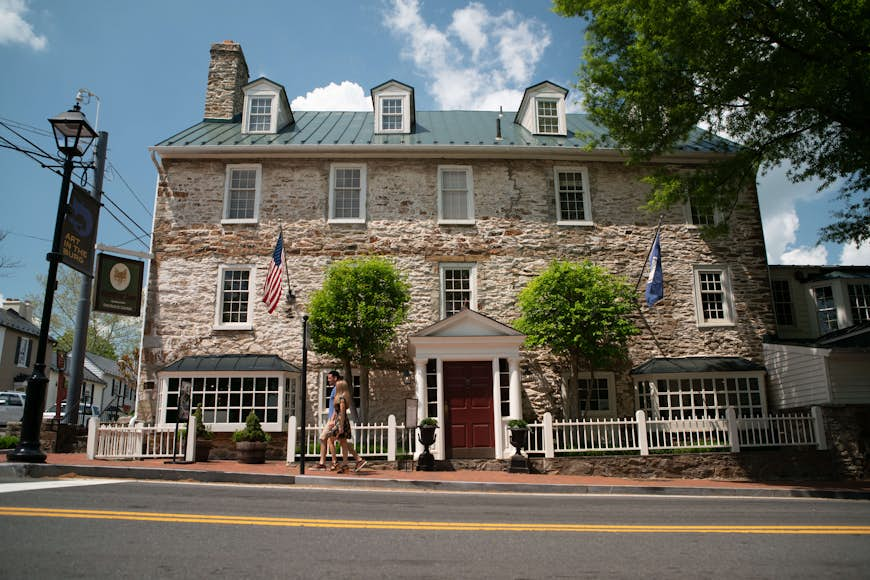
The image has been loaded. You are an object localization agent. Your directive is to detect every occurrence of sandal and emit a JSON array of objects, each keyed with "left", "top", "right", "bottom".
[
  {"left": 338, "top": 464, "right": 350, "bottom": 473},
  {"left": 354, "top": 459, "right": 368, "bottom": 472},
  {"left": 329, "top": 462, "right": 339, "bottom": 471},
  {"left": 314, "top": 462, "right": 327, "bottom": 470}
]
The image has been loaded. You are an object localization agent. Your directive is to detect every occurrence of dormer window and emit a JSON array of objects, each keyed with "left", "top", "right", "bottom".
[
  {"left": 381, "top": 97, "right": 403, "bottom": 131},
  {"left": 515, "top": 81, "right": 568, "bottom": 136},
  {"left": 536, "top": 99, "right": 559, "bottom": 134},
  {"left": 371, "top": 80, "right": 415, "bottom": 134},
  {"left": 247, "top": 96, "right": 273, "bottom": 132},
  {"left": 241, "top": 77, "right": 293, "bottom": 134}
]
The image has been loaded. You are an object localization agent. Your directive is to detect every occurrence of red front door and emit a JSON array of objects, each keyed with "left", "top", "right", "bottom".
[{"left": 444, "top": 361, "right": 494, "bottom": 458}]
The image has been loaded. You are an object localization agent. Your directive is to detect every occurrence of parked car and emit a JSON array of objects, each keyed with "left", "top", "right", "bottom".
[
  {"left": 0, "top": 391, "right": 26, "bottom": 427},
  {"left": 42, "top": 402, "right": 100, "bottom": 426}
]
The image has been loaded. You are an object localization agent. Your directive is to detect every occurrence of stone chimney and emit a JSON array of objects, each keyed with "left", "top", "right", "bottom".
[
  {"left": 3, "top": 298, "right": 34, "bottom": 323},
  {"left": 204, "top": 40, "right": 250, "bottom": 121}
]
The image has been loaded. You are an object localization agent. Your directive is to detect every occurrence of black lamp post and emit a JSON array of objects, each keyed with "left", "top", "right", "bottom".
[{"left": 8, "top": 103, "right": 96, "bottom": 463}]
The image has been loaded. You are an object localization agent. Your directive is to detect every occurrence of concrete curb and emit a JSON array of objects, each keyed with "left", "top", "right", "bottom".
[{"left": 3, "top": 462, "right": 867, "bottom": 500}]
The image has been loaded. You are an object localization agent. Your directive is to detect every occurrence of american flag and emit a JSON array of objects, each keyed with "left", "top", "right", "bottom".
[{"left": 262, "top": 233, "right": 284, "bottom": 314}]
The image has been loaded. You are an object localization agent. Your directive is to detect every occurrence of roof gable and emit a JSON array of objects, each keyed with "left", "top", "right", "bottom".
[{"left": 413, "top": 309, "right": 523, "bottom": 338}]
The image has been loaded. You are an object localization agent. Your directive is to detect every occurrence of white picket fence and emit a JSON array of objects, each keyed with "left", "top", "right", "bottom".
[
  {"left": 87, "top": 407, "right": 826, "bottom": 461},
  {"left": 518, "top": 407, "right": 826, "bottom": 457}
]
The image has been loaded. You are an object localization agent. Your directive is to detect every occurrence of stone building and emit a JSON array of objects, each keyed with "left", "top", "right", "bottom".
[{"left": 142, "top": 41, "right": 775, "bottom": 460}]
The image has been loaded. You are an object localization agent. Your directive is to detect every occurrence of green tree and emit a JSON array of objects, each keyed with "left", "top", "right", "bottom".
[
  {"left": 27, "top": 269, "right": 140, "bottom": 358},
  {"left": 554, "top": 0, "right": 870, "bottom": 246},
  {"left": 308, "top": 257, "right": 411, "bottom": 421},
  {"left": 515, "top": 260, "right": 639, "bottom": 419}
]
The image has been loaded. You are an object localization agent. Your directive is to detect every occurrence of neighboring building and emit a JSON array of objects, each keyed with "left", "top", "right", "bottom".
[
  {"left": 764, "top": 265, "right": 870, "bottom": 410},
  {"left": 84, "top": 352, "right": 134, "bottom": 417},
  {"left": 0, "top": 298, "right": 58, "bottom": 394},
  {"left": 142, "top": 41, "right": 774, "bottom": 459}
]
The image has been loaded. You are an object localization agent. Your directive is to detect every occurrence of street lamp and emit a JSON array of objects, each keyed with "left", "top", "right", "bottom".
[{"left": 8, "top": 103, "right": 97, "bottom": 463}]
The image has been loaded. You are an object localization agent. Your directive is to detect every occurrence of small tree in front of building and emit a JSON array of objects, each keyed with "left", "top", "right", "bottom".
[
  {"left": 515, "top": 260, "right": 639, "bottom": 419},
  {"left": 308, "top": 257, "right": 411, "bottom": 422}
]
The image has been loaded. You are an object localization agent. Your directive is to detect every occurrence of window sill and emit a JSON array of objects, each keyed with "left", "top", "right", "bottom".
[
  {"left": 696, "top": 321, "right": 736, "bottom": 329},
  {"left": 213, "top": 324, "right": 253, "bottom": 331},
  {"left": 328, "top": 218, "right": 366, "bottom": 224},
  {"left": 221, "top": 218, "right": 258, "bottom": 225},
  {"left": 556, "top": 220, "right": 594, "bottom": 227},
  {"left": 438, "top": 219, "right": 476, "bottom": 226}
]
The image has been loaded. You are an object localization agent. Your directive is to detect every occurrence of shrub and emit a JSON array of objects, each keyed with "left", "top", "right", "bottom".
[
  {"left": 419, "top": 417, "right": 438, "bottom": 427},
  {"left": 232, "top": 411, "right": 272, "bottom": 443},
  {"left": 508, "top": 418, "right": 528, "bottom": 429},
  {"left": 0, "top": 435, "right": 19, "bottom": 449},
  {"left": 194, "top": 405, "right": 214, "bottom": 440}
]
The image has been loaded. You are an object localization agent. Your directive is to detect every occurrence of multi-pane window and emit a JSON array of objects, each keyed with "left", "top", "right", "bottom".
[
  {"left": 636, "top": 375, "right": 765, "bottom": 419},
  {"left": 284, "top": 376, "right": 297, "bottom": 423},
  {"left": 329, "top": 164, "right": 365, "bottom": 222},
  {"left": 536, "top": 98, "right": 559, "bottom": 134},
  {"left": 247, "top": 96, "right": 273, "bottom": 132},
  {"left": 693, "top": 267, "right": 734, "bottom": 325},
  {"left": 15, "top": 336, "right": 32, "bottom": 367},
  {"left": 441, "top": 264, "right": 475, "bottom": 317},
  {"left": 224, "top": 165, "right": 260, "bottom": 222},
  {"left": 381, "top": 97, "right": 403, "bottom": 131},
  {"left": 554, "top": 168, "right": 591, "bottom": 223},
  {"left": 498, "top": 359, "right": 510, "bottom": 416},
  {"left": 578, "top": 376, "right": 611, "bottom": 414},
  {"left": 771, "top": 279, "right": 795, "bottom": 326},
  {"left": 848, "top": 283, "right": 870, "bottom": 323},
  {"left": 688, "top": 198, "right": 716, "bottom": 226},
  {"left": 216, "top": 266, "right": 253, "bottom": 329},
  {"left": 166, "top": 375, "right": 282, "bottom": 427},
  {"left": 438, "top": 166, "right": 473, "bottom": 223},
  {"left": 426, "top": 359, "right": 438, "bottom": 419},
  {"left": 813, "top": 285, "right": 838, "bottom": 333}
]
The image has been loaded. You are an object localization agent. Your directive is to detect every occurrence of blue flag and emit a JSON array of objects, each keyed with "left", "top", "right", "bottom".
[{"left": 645, "top": 232, "right": 663, "bottom": 307}]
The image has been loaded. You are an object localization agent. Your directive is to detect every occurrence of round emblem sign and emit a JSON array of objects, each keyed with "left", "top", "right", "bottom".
[{"left": 109, "top": 262, "right": 132, "bottom": 291}]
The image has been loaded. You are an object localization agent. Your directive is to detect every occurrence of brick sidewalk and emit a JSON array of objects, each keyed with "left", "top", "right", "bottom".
[{"left": 26, "top": 453, "right": 869, "bottom": 495}]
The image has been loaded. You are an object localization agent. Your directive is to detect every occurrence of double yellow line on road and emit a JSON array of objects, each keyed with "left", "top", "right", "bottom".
[{"left": 2, "top": 507, "right": 868, "bottom": 534}]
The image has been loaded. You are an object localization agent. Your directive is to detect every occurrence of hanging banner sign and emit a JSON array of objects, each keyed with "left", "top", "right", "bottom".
[
  {"left": 60, "top": 184, "right": 99, "bottom": 275},
  {"left": 93, "top": 253, "right": 144, "bottom": 316}
]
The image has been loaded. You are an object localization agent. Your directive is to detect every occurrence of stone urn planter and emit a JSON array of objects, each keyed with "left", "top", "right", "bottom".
[
  {"left": 232, "top": 410, "right": 271, "bottom": 464},
  {"left": 507, "top": 419, "right": 530, "bottom": 474},
  {"left": 194, "top": 438, "right": 213, "bottom": 463},
  {"left": 416, "top": 418, "right": 438, "bottom": 471}
]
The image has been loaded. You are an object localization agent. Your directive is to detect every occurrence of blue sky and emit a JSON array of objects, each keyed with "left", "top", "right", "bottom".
[{"left": 1, "top": 0, "right": 867, "bottom": 304}]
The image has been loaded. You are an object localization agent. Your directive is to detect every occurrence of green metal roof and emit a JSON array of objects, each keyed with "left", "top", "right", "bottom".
[
  {"left": 631, "top": 357, "right": 765, "bottom": 375},
  {"left": 159, "top": 354, "right": 301, "bottom": 373},
  {"left": 155, "top": 111, "right": 736, "bottom": 154}
]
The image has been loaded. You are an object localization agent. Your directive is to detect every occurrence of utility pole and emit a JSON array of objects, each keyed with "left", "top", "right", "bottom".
[{"left": 63, "top": 130, "right": 108, "bottom": 431}]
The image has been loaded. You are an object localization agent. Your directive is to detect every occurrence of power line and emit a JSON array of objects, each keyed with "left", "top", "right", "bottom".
[{"left": 107, "top": 160, "right": 153, "bottom": 219}]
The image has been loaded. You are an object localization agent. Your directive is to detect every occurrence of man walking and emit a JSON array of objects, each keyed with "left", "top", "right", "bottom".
[{"left": 315, "top": 370, "right": 340, "bottom": 469}]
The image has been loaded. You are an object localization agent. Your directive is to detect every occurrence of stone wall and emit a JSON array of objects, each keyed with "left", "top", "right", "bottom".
[{"left": 141, "top": 155, "right": 774, "bottom": 422}]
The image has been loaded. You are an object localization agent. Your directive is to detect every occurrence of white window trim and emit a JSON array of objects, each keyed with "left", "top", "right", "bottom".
[
  {"left": 684, "top": 198, "right": 722, "bottom": 228},
  {"left": 242, "top": 92, "right": 277, "bottom": 134},
  {"left": 692, "top": 265, "right": 736, "bottom": 327},
  {"left": 214, "top": 264, "right": 255, "bottom": 331},
  {"left": 328, "top": 163, "right": 367, "bottom": 223},
  {"left": 534, "top": 96, "right": 565, "bottom": 135},
  {"left": 222, "top": 164, "right": 261, "bottom": 224},
  {"left": 437, "top": 165, "right": 475, "bottom": 225},
  {"left": 15, "top": 337, "right": 32, "bottom": 367},
  {"left": 374, "top": 93, "right": 410, "bottom": 134},
  {"left": 439, "top": 262, "right": 477, "bottom": 318},
  {"left": 808, "top": 281, "right": 850, "bottom": 335},
  {"left": 554, "top": 166, "right": 593, "bottom": 226},
  {"left": 574, "top": 371, "right": 617, "bottom": 418}
]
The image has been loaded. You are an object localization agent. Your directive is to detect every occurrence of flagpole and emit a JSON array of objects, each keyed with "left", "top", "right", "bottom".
[
  {"left": 635, "top": 215, "right": 664, "bottom": 293},
  {"left": 279, "top": 223, "right": 292, "bottom": 303}
]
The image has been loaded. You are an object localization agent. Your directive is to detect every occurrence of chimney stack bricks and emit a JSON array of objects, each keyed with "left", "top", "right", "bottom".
[{"left": 204, "top": 40, "right": 249, "bottom": 121}]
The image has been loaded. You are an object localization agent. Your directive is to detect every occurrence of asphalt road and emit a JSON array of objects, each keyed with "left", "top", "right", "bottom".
[{"left": 1, "top": 478, "right": 868, "bottom": 579}]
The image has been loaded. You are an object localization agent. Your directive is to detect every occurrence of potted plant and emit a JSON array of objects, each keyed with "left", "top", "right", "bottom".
[
  {"left": 507, "top": 418, "right": 530, "bottom": 473},
  {"left": 192, "top": 405, "right": 214, "bottom": 462},
  {"left": 416, "top": 417, "right": 438, "bottom": 471},
  {"left": 232, "top": 410, "right": 272, "bottom": 464}
]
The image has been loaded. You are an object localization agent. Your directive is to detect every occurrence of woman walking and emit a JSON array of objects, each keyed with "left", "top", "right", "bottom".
[{"left": 332, "top": 379, "right": 368, "bottom": 473}]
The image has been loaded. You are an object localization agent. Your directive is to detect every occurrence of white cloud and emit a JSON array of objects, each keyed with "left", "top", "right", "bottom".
[
  {"left": 779, "top": 245, "right": 829, "bottom": 265},
  {"left": 385, "top": 0, "right": 550, "bottom": 110},
  {"left": 838, "top": 241, "right": 870, "bottom": 265},
  {"left": 0, "top": 0, "right": 47, "bottom": 51},
  {"left": 291, "top": 81, "right": 372, "bottom": 111},
  {"left": 764, "top": 208, "right": 799, "bottom": 262}
]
